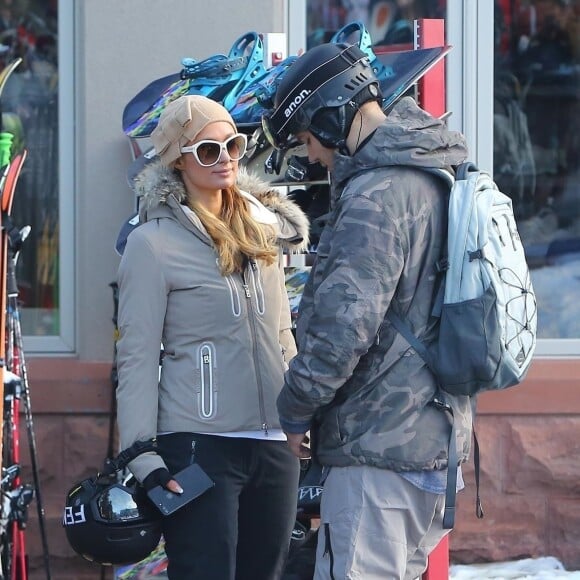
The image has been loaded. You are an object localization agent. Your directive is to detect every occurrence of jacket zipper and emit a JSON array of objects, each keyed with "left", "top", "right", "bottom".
[{"left": 241, "top": 265, "right": 269, "bottom": 436}]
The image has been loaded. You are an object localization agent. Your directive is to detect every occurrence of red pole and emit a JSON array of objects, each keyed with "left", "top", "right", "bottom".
[
  {"left": 422, "top": 534, "right": 450, "bottom": 580},
  {"left": 415, "top": 18, "right": 450, "bottom": 580},
  {"left": 414, "top": 19, "right": 447, "bottom": 118}
]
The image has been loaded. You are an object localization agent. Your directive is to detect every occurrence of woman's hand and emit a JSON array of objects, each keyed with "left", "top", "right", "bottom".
[
  {"left": 143, "top": 467, "right": 183, "bottom": 494},
  {"left": 285, "top": 432, "right": 311, "bottom": 459}
]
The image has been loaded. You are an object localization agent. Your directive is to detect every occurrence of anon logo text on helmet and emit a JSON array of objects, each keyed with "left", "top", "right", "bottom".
[{"left": 284, "top": 89, "right": 312, "bottom": 118}]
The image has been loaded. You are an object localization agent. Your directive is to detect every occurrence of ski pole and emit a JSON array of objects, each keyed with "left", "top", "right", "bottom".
[{"left": 7, "top": 227, "right": 52, "bottom": 580}]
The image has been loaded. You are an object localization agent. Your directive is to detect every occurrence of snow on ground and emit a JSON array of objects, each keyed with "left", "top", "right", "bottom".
[
  {"left": 450, "top": 557, "right": 580, "bottom": 579},
  {"left": 531, "top": 255, "right": 580, "bottom": 338}
]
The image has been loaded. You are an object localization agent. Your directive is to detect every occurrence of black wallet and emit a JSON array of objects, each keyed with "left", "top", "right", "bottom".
[{"left": 146, "top": 463, "right": 215, "bottom": 516}]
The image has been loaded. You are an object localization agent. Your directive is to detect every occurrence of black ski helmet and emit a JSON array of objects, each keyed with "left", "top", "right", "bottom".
[
  {"left": 262, "top": 43, "right": 381, "bottom": 151},
  {"left": 63, "top": 473, "right": 162, "bottom": 566}
]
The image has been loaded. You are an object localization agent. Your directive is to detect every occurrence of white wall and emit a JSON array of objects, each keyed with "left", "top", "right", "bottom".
[{"left": 75, "top": 0, "right": 286, "bottom": 360}]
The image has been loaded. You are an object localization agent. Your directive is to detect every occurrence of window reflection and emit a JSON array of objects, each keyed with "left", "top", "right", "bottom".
[
  {"left": 307, "top": 1, "right": 580, "bottom": 341},
  {"left": 495, "top": 0, "right": 580, "bottom": 339},
  {"left": 307, "top": 0, "right": 445, "bottom": 50},
  {"left": 1, "top": 0, "right": 59, "bottom": 336}
]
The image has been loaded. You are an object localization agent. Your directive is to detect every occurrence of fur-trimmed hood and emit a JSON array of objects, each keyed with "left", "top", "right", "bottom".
[{"left": 133, "top": 160, "right": 309, "bottom": 252}]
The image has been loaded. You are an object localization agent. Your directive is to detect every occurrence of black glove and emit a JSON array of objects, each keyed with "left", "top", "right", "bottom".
[{"left": 143, "top": 467, "right": 172, "bottom": 491}]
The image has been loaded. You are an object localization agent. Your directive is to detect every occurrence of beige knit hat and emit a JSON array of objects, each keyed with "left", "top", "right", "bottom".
[{"left": 151, "top": 95, "right": 237, "bottom": 168}]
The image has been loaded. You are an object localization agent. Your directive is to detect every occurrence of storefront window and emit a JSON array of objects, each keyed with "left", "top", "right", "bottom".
[
  {"left": 494, "top": 0, "right": 579, "bottom": 339},
  {"left": 1, "top": 0, "right": 59, "bottom": 336},
  {"left": 306, "top": 1, "right": 580, "bottom": 343},
  {"left": 307, "top": 0, "right": 445, "bottom": 49}
]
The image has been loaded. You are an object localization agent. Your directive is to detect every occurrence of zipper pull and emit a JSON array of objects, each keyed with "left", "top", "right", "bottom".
[
  {"left": 262, "top": 422, "right": 269, "bottom": 436},
  {"left": 241, "top": 270, "right": 251, "bottom": 298},
  {"left": 375, "top": 322, "right": 383, "bottom": 345},
  {"left": 503, "top": 214, "right": 517, "bottom": 250},
  {"left": 492, "top": 217, "right": 505, "bottom": 246}
]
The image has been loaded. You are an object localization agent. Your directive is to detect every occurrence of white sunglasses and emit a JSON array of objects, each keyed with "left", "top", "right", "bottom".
[{"left": 180, "top": 133, "right": 248, "bottom": 167}]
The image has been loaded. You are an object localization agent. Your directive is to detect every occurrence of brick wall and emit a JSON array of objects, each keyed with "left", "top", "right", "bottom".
[
  {"left": 17, "top": 358, "right": 580, "bottom": 579},
  {"left": 452, "top": 359, "right": 580, "bottom": 570}
]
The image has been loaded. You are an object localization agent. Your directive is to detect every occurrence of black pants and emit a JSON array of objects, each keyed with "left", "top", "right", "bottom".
[{"left": 156, "top": 432, "right": 300, "bottom": 580}]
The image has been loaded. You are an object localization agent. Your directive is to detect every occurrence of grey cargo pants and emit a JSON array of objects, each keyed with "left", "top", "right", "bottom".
[{"left": 313, "top": 465, "right": 448, "bottom": 580}]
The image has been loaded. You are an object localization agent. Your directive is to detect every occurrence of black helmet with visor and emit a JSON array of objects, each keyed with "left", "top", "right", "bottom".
[
  {"left": 262, "top": 43, "right": 381, "bottom": 151},
  {"left": 63, "top": 473, "right": 162, "bottom": 566},
  {"left": 62, "top": 439, "right": 162, "bottom": 566}
]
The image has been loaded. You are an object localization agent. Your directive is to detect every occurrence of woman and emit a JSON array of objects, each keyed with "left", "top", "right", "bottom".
[{"left": 116, "top": 95, "right": 309, "bottom": 579}]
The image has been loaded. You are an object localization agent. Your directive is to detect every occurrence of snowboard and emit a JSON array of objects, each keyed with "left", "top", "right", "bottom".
[{"left": 123, "top": 31, "right": 267, "bottom": 138}]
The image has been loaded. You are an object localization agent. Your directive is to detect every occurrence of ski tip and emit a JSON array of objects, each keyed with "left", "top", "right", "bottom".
[{"left": 0, "top": 57, "right": 23, "bottom": 100}]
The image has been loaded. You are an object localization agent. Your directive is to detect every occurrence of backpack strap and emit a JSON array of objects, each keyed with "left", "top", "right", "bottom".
[
  {"left": 385, "top": 162, "right": 487, "bottom": 528},
  {"left": 387, "top": 306, "right": 485, "bottom": 528},
  {"left": 424, "top": 166, "right": 454, "bottom": 189},
  {"left": 385, "top": 310, "right": 432, "bottom": 368},
  {"left": 455, "top": 160, "right": 478, "bottom": 180},
  {"left": 386, "top": 310, "right": 459, "bottom": 528},
  {"left": 420, "top": 166, "right": 454, "bottom": 315},
  {"left": 473, "top": 429, "right": 485, "bottom": 520},
  {"left": 431, "top": 394, "right": 459, "bottom": 529}
]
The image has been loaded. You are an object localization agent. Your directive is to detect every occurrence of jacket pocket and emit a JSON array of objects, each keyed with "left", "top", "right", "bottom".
[
  {"left": 196, "top": 342, "right": 217, "bottom": 420},
  {"left": 224, "top": 274, "right": 242, "bottom": 317},
  {"left": 317, "top": 403, "right": 347, "bottom": 446},
  {"left": 248, "top": 260, "right": 265, "bottom": 315}
]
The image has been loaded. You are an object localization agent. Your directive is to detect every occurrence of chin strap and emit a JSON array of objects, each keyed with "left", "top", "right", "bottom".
[{"left": 101, "top": 438, "right": 159, "bottom": 475}]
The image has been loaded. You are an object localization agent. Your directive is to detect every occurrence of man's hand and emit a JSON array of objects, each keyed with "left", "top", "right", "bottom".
[{"left": 285, "top": 432, "right": 311, "bottom": 459}]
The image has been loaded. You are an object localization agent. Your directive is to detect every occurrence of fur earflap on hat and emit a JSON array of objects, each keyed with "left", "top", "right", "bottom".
[{"left": 151, "top": 95, "right": 237, "bottom": 168}]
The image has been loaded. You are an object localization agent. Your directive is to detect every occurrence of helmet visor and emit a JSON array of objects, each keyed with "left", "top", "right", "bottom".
[
  {"left": 96, "top": 485, "right": 142, "bottom": 523},
  {"left": 262, "top": 109, "right": 307, "bottom": 150}
]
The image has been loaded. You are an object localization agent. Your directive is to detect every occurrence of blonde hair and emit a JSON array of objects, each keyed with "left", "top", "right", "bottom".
[{"left": 187, "top": 186, "right": 278, "bottom": 276}]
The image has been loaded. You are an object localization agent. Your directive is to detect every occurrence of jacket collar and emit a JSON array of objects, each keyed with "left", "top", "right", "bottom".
[
  {"left": 332, "top": 97, "right": 469, "bottom": 190},
  {"left": 134, "top": 161, "right": 310, "bottom": 252}
]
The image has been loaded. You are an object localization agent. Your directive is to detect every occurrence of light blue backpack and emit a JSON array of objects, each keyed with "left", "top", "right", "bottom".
[
  {"left": 387, "top": 162, "right": 538, "bottom": 528},
  {"left": 388, "top": 161, "right": 537, "bottom": 397}
]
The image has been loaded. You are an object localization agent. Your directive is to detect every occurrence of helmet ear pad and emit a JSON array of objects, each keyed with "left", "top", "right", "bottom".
[
  {"left": 309, "top": 106, "right": 351, "bottom": 149},
  {"left": 308, "top": 83, "right": 382, "bottom": 150}
]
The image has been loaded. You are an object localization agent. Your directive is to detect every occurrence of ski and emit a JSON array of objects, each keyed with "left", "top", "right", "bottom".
[
  {"left": 0, "top": 150, "right": 27, "bottom": 467},
  {"left": 0, "top": 58, "right": 22, "bottom": 98},
  {"left": 0, "top": 56, "right": 23, "bottom": 472}
]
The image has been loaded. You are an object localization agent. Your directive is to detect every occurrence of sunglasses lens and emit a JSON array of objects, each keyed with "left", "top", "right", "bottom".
[
  {"left": 226, "top": 135, "right": 247, "bottom": 160},
  {"left": 195, "top": 142, "right": 222, "bottom": 166},
  {"left": 190, "top": 135, "right": 247, "bottom": 166}
]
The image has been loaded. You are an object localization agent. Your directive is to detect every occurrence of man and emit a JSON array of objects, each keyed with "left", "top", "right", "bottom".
[{"left": 262, "top": 43, "right": 474, "bottom": 580}]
